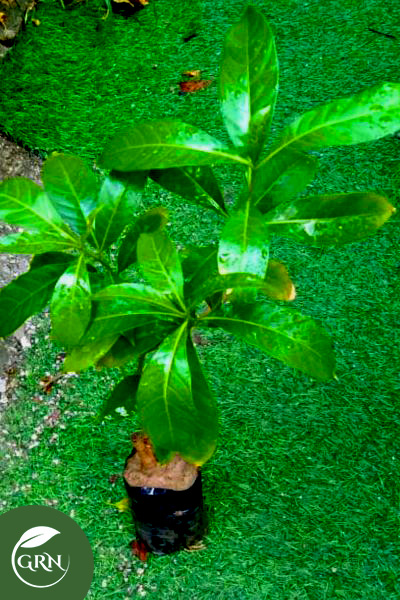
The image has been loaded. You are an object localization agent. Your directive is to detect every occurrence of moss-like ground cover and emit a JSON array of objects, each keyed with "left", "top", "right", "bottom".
[{"left": 0, "top": 0, "right": 399, "bottom": 598}]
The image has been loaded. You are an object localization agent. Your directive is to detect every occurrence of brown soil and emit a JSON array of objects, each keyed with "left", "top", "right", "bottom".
[{"left": 124, "top": 433, "right": 198, "bottom": 491}]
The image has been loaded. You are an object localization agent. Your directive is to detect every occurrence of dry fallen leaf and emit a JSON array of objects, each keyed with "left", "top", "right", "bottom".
[
  {"left": 179, "top": 80, "right": 212, "bottom": 94},
  {"left": 130, "top": 539, "right": 148, "bottom": 562}
]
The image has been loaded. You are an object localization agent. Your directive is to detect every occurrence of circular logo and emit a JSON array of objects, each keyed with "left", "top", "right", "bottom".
[{"left": 0, "top": 506, "right": 94, "bottom": 599}]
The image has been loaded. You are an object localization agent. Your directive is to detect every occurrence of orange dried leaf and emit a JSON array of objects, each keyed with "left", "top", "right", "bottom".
[
  {"left": 130, "top": 539, "right": 148, "bottom": 562},
  {"left": 179, "top": 80, "right": 212, "bottom": 94}
]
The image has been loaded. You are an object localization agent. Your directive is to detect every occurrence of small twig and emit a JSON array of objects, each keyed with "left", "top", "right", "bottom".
[{"left": 368, "top": 27, "right": 397, "bottom": 40}]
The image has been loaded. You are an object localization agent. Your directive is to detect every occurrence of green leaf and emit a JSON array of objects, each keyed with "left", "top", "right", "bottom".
[
  {"left": 137, "top": 322, "right": 216, "bottom": 465},
  {"left": 264, "top": 192, "right": 395, "bottom": 246},
  {"left": 29, "top": 251, "right": 75, "bottom": 270},
  {"left": 96, "top": 335, "right": 137, "bottom": 368},
  {"left": 204, "top": 304, "right": 335, "bottom": 381},
  {"left": 264, "top": 260, "right": 296, "bottom": 301},
  {"left": 117, "top": 207, "right": 169, "bottom": 273},
  {"left": 0, "top": 262, "right": 72, "bottom": 337},
  {"left": 50, "top": 256, "right": 92, "bottom": 347},
  {"left": 251, "top": 148, "right": 318, "bottom": 213},
  {"left": 187, "top": 272, "right": 281, "bottom": 309},
  {"left": 150, "top": 166, "right": 228, "bottom": 216},
  {"left": 261, "top": 82, "right": 400, "bottom": 166},
  {"left": 63, "top": 334, "right": 119, "bottom": 372},
  {"left": 186, "top": 334, "right": 218, "bottom": 464},
  {"left": 219, "top": 6, "right": 279, "bottom": 161},
  {"left": 83, "top": 283, "right": 184, "bottom": 342},
  {"left": 137, "top": 230, "right": 185, "bottom": 308},
  {"left": 98, "top": 121, "right": 250, "bottom": 171},
  {"left": 95, "top": 171, "right": 147, "bottom": 251},
  {"left": 0, "top": 230, "right": 77, "bottom": 254},
  {"left": 181, "top": 244, "right": 218, "bottom": 299},
  {"left": 0, "top": 177, "right": 70, "bottom": 237},
  {"left": 218, "top": 206, "right": 269, "bottom": 277},
  {"left": 42, "top": 154, "right": 98, "bottom": 234},
  {"left": 95, "top": 375, "right": 140, "bottom": 422},
  {"left": 125, "top": 320, "right": 180, "bottom": 357}
]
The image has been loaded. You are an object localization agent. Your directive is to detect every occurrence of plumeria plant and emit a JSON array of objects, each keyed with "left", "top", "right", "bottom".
[{"left": 0, "top": 6, "right": 397, "bottom": 467}]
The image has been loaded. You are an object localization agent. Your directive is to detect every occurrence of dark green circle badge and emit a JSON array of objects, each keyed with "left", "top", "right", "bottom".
[{"left": 0, "top": 505, "right": 94, "bottom": 599}]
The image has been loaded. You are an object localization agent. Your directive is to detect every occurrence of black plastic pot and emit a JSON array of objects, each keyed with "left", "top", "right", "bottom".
[{"left": 123, "top": 452, "right": 206, "bottom": 555}]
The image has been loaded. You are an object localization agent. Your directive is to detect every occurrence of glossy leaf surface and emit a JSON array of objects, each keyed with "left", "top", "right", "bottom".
[
  {"left": 0, "top": 177, "right": 68, "bottom": 235},
  {"left": 50, "top": 256, "right": 92, "bottom": 347},
  {"left": 204, "top": 304, "right": 335, "bottom": 381},
  {"left": 63, "top": 334, "right": 119, "bottom": 372},
  {"left": 96, "top": 336, "right": 137, "bottom": 368},
  {"left": 0, "top": 231, "right": 76, "bottom": 254},
  {"left": 137, "top": 230, "right": 185, "bottom": 307},
  {"left": 0, "top": 263, "right": 71, "bottom": 337},
  {"left": 181, "top": 245, "right": 218, "bottom": 300},
  {"left": 264, "top": 260, "right": 296, "bottom": 301},
  {"left": 218, "top": 206, "right": 269, "bottom": 277},
  {"left": 264, "top": 192, "right": 395, "bottom": 245},
  {"left": 42, "top": 154, "right": 98, "bottom": 233},
  {"left": 150, "top": 166, "right": 228, "bottom": 216},
  {"left": 137, "top": 323, "right": 217, "bottom": 465},
  {"left": 251, "top": 147, "right": 318, "bottom": 212},
  {"left": 220, "top": 6, "right": 279, "bottom": 161},
  {"left": 118, "top": 207, "right": 169, "bottom": 273},
  {"left": 95, "top": 171, "right": 147, "bottom": 251},
  {"left": 83, "top": 283, "right": 184, "bottom": 342},
  {"left": 188, "top": 272, "right": 280, "bottom": 308},
  {"left": 96, "top": 375, "right": 140, "bottom": 422},
  {"left": 263, "top": 82, "right": 400, "bottom": 164},
  {"left": 99, "top": 121, "right": 249, "bottom": 171}
]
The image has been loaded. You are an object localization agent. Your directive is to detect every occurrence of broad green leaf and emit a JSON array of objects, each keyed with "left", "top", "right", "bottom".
[
  {"left": 0, "top": 262, "right": 72, "bottom": 337},
  {"left": 0, "top": 178, "right": 71, "bottom": 238},
  {"left": 95, "top": 375, "right": 140, "bottom": 422},
  {"left": 0, "top": 230, "right": 77, "bottom": 254},
  {"left": 95, "top": 171, "right": 147, "bottom": 251},
  {"left": 204, "top": 304, "right": 335, "bottom": 381},
  {"left": 264, "top": 260, "right": 296, "bottom": 301},
  {"left": 29, "top": 252, "right": 75, "bottom": 270},
  {"left": 96, "top": 335, "right": 137, "bottom": 368},
  {"left": 181, "top": 244, "right": 218, "bottom": 300},
  {"left": 63, "top": 334, "right": 119, "bottom": 372},
  {"left": 150, "top": 167, "right": 228, "bottom": 217},
  {"left": 118, "top": 207, "right": 169, "bottom": 273},
  {"left": 137, "top": 322, "right": 216, "bottom": 465},
  {"left": 187, "top": 272, "right": 281, "bottom": 309},
  {"left": 264, "top": 192, "right": 395, "bottom": 246},
  {"left": 220, "top": 6, "right": 279, "bottom": 161},
  {"left": 260, "top": 82, "right": 400, "bottom": 167},
  {"left": 83, "top": 283, "right": 184, "bottom": 342},
  {"left": 218, "top": 206, "right": 269, "bottom": 277},
  {"left": 186, "top": 334, "right": 218, "bottom": 464},
  {"left": 125, "top": 320, "right": 180, "bottom": 357},
  {"left": 137, "top": 230, "right": 185, "bottom": 308},
  {"left": 50, "top": 256, "right": 92, "bottom": 347},
  {"left": 251, "top": 147, "right": 318, "bottom": 213},
  {"left": 98, "top": 121, "right": 250, "bottom": 171},
  {"left": 42, "top": 153, "right": 98, "bottom": 234}
]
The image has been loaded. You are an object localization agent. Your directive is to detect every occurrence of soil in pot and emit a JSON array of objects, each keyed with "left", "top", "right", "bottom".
[{"left": 123, "top": 433, "right": 206, "bottom": 555}]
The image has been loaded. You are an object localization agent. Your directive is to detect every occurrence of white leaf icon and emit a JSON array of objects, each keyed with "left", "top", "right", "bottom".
[{"left": 17, "top": 526, "right": 60, "bottom": 549}]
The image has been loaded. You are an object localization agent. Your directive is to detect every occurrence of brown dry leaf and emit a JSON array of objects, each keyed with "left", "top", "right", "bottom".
[
  {"left": 39, "top": 374, "right": 63, "bottom": 394},
  {"left": 182, "top": 69, "right": 201, "bottom": 78},
  {"left": 130, "top": 539, "right": 148, "bottom": 562},
  {"left": 179, "top": 80, "right": 212, "bottom": 94}
]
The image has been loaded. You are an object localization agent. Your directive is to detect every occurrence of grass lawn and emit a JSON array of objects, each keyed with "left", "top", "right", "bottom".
[{"left": 0, "top": 0, "right": 399, "bottom": 598}]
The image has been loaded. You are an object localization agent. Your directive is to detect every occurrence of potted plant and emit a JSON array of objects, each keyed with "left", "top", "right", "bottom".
[{"left": 0, "top": 5, "right": 397, "bottom": 554}]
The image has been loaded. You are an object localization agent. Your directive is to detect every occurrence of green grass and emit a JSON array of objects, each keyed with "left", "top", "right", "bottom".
[{"left": 1, "top": 0, "right": 400, "bottom": 598}]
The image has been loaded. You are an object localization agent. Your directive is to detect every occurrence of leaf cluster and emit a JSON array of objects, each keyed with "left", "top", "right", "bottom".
[{"left": 0, "top": 6, "right": 397, "bottom": 465}]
